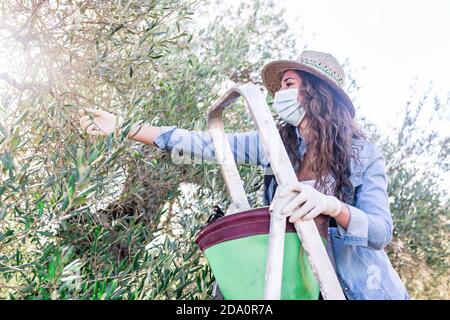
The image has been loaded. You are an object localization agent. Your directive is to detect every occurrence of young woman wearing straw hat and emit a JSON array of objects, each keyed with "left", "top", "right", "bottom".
[{"left": 79, "top": 50, "right": 409, "bottom": 300}]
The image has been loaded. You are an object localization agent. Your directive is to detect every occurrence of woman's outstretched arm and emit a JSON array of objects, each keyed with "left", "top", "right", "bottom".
[
  {"left": 79, "top": 107, "right": 268, "bottom": 166},
  {"left": 126, "top": 123, "right": 161, "bottom": 147}
]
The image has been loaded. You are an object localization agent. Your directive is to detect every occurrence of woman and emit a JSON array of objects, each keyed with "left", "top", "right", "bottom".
[{"left": 79, "top": 50, "right": 409, "bottom": 300}]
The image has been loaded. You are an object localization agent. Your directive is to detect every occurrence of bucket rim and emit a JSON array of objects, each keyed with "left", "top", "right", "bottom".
[{"left": 195, "top": 206, "right": 297, "bottom": 251}]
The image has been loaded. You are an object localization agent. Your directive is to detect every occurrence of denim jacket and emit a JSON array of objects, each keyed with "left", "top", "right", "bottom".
[{"left": 154, "top": 125, "right": 409, "bottom": 300}]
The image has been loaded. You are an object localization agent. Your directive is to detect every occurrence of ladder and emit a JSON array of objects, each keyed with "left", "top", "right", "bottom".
[{"left": 207, "top": 83, "right": 345, "bottom": 300}]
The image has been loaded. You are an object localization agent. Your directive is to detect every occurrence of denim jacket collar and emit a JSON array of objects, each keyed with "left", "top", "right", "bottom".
[{"left": 294, "top": 127, "right": 307, "bottom": 159}]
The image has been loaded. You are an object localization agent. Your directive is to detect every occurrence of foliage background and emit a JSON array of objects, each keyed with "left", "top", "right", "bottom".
[{"left": 0, "top": 0, "right": 448, "bottom": 299}]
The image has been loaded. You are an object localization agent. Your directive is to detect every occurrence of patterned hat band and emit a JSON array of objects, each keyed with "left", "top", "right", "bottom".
[{"left": 299, "top": 58, "right": 344, "bottom": 87}]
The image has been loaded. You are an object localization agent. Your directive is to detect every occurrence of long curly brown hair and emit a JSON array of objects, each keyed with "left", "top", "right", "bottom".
[{"left": 276, "top": 70, "right": 367, "bottom": 204}]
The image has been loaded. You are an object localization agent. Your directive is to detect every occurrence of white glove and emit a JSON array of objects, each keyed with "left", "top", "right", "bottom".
[
  {"left": 276, "top": 182, "right": 343, "bottom": 223},
  {"left": 79, "top": 107, "right": 123, "bottom": 136}
]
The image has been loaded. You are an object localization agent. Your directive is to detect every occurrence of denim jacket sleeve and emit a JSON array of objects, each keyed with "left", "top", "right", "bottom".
[
  {"left": 153, "top": 125, "right": 268, "bottom": 166},
  {"left": 337, "top": 142, "right": 394, "bottom": 250}
]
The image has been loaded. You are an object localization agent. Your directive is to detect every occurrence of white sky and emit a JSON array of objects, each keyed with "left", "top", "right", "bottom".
[{"left": 283, "top": 0, "right": 450, "bottom": 131}]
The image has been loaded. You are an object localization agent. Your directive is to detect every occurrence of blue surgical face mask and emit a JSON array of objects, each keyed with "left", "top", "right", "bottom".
[{"left": 273, "top": 88, "right": 305, "bottom": 127}]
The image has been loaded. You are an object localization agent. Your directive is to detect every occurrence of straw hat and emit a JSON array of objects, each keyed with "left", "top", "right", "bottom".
[{"left": 261, "top": 50, "right": 355, "bottom": 118}]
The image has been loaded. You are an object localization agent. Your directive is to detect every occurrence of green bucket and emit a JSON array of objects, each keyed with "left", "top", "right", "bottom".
[{"left": 195, "top": 207, "right": 324, "bottom": 300}]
